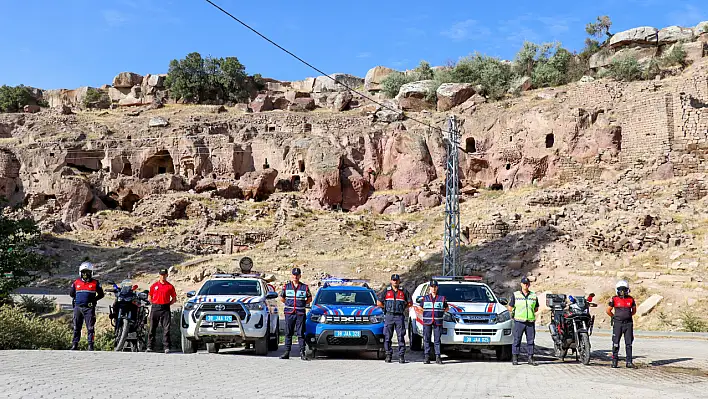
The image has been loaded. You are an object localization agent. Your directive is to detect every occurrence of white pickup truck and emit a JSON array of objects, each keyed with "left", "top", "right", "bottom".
[
  {"left": 408, "top": 276, "right": 513, "bottom": 361},
  {"left": 180, "top": 272, "right": 280, "bottom": 355}
]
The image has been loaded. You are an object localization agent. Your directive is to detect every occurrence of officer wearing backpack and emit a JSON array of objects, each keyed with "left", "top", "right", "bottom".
[
  {"left": 606, "top": 280, "right": 637, "bottom": 369},
  {"left": 507, "top": 276, "right": 539, "bottom": 366},
  {"left": 69, "top": 262, "right": 104, "bottom": 351}
]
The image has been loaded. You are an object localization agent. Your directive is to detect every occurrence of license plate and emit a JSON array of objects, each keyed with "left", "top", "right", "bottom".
[
  {"left": 463, "top": 336, "right": 491, "bottom": 343},
  {"left": 205, "top": 315, "right": 232, "bottom": 322},
  {"left": 334, "top": 330, "right": 361, "bottom": 338}
]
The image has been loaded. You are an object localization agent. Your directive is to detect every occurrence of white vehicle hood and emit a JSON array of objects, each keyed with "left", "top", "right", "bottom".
[
  {"left": 186, "top": 294, "right": 263, "bottom": 305},
  {"left": 447, "top": 302, "right": 504, "bottom": 314}
]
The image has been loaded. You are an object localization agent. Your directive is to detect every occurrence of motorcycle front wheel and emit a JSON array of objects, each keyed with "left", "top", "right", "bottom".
[
  {"left": 114, "top": 319, "right": 130, "bottom": 352},
  {"left": 578, "top": 332, "right": 591, "bottom": 365}
]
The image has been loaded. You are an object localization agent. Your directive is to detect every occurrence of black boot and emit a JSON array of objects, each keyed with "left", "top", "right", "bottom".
[
  {"left": 70, "top": 343, "right": 78, "bottom": 351},
  {"left": 512, "top": 354, "right": 519, "bottom": 365},
  {"left": 626, "top": 362, "right": 637, "bottom": 369},
  {"left": 280, "top": 351, "right": 290, "bottom": 360},
  {"left": 611, "top": 357, "right": 619, "bottom": 368},
  {"left": 87, "top": 343, "right": 94, "bottom": 352},
  {"left": 300, "top": 351, "right": 309, "bottom": 361},
  {"left": 385, "top": 354, "right": 392, "bottom": 363},
  {"left": 435, "top": 355, "right": 442, "bottom": 365},
  {"left": 424, "top": 354, "right": 430, "bottom": 364},
  {"left": 528, "top": 355, "right": 538, "bottom": 366},
  {"left": 399, "top": 354, "right": 406, "bottom": 364}
]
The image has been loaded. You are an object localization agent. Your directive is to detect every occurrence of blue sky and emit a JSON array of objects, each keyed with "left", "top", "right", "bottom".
[{"left": 0, "top": 0, "right": 706, "bottom": 89}]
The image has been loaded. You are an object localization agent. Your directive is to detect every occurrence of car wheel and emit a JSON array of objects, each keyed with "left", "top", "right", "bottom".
[
  {"left": 206, "top": 342, "right": 220, "bottom": 354},
  {"left": 181, "top": 333, "right": 197, "bottom": 354},
  {"left": 268, "top": 319, "right": 280, "bottom": 351},
  {"left": 254, "top": 336, "right": 268, "bottom": 356},
  {"left": 496, "top": 344, "right": 512, "bottom": 361},
  {"left": 408, "top": 321, "right": 422, "bottom": 351}
]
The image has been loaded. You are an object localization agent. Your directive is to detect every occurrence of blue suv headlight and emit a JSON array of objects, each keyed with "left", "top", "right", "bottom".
[
  {"left": 370, "top": 315, "right": 384, "bottom": 324},
  {"left": 496, "top": 310, "right": 511, "bottom": 323}
]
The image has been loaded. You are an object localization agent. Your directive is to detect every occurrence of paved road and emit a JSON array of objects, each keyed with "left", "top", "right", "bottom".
[{"left": 1, "top": 334, "right": 707, "bottom": 399}]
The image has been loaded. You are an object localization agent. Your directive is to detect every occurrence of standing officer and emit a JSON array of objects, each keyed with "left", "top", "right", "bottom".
[
  {"left": 507, "top": 276, "right": 539, "bottom": 366},
  {"left": 147, "top": 268, "right": 177, "bottom": 354},
  {"left": 420, "top": 280, "right": 448, "bottom": 365},
  {"left": 280, "top": 267, "right": 312, "bottom": 360},
  {"left": 69, "top": 261, "right": 104, "bottom": 351},
  {"left": 377, "top": 274, "right": 412, "bottom": 364},
  {"left": 606, "top": 280, "right": 637, "bottom": 368}
]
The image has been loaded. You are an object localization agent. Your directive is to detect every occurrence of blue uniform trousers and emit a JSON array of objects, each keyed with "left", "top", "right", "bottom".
[
  {"left": 284, "top": 313, "right": 306, "bottom": 353},
  {"left": 423, "top": 324, "right": 442, "bottom": 356},
  {"left": 73, "top": 306, "right": 96, "bottom": 345},
  {"left": 383, "top": 314, "right": 406, "bottom": 356},
  {"left": 512, "top": 320, "right": 535, "bottom": 356}
]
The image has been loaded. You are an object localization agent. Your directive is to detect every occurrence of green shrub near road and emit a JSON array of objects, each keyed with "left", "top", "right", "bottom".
[{"left": 0, "top": 305, "right": 72, "bottom": 350}]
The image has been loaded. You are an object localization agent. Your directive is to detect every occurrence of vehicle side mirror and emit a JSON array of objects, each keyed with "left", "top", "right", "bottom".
[
  {"left": 186, "top": 290, "right": 196, "bottom": 298},
  {"left": 415, "top": 296, "right": 423, "bottom": 304},
  {"left": 142, "top": 290, "right": 149, "bottom": 295},
  {"left": 498, "top": 298, "right": 509, "bottom": 306},
  {"left": 265, "top": 292, "right": 278, "bottom": 299}
]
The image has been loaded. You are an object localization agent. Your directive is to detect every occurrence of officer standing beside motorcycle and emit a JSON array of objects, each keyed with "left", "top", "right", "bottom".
[
  {"left": 280, "top": 267, "right": 312, "bottom": 360},
  {"left": 420, "top": 280, "right": 448, "bottom": 365},
  {"left": 507, "top": 277, "right": 539, "bottom": 366},
  {"left": 377, "top": 274, "right": 412, "bottom": 364},
  {"left": 606, "top": 280, "right": 637, "bottom": 369},
  {"left": 69, "top": 262, "right": 105, "bottom": 351},
  {"left": 147, "top": 268, "right": 177, "bottom": 353}
]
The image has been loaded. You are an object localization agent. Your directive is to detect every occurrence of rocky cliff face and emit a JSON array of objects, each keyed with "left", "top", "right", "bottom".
[{"left": 1, "top": 53, "right": 707, "bottom": 233}]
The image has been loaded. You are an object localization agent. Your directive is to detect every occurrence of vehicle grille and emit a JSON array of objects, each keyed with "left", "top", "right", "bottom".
[
  {"left": 326, "top": 336, "right": 369, "bottom": 346},
  {"left": 323, "top": 315, "right": 371, "bottom": 324},
  {"left": 454, "top": 328, "right": 497, "bottom": 336},
  {"left": 459, "top": 314, "right": 493, "bottom": 324},
  {"left": 194, "top": 303, "right": 248, "bottom": 321}
]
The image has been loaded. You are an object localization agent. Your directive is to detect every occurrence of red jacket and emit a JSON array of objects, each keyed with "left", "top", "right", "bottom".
[{"left": 150, "top": 281, "right": 176, "bottom": 305}]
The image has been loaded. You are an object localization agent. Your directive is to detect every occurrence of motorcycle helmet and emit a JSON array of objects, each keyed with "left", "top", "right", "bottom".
[
  {"left": 615, "top": 280, "right": 630, "bottom": 296},
  {"left": 79, "top": 262, "right": 94, "bottom": 281}
]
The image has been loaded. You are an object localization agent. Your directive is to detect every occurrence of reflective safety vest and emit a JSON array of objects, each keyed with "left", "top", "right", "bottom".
[
  {"left": 421, "top": 294, "right": 446, "bottom": 326},
  {"left": 283, "top": 282, "right": 309, "bottom": 315},
  {"left": 512, "top": 291, "right": 538, "bottom": 322},
  {"left": 383, "top": 288, "right": 408, "bottom": 315},
  {"left": 73, "top": 278, "right": 100, "bottom": 307}
]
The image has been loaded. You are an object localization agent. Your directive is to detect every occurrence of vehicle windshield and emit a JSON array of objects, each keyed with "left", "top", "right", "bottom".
[
  {"left": 198, "top": 280, "right": 262, "bottom": 296},
  {"left": 315, "top": 290, "right": 376, "bottom": 306},
  {"left": 437, "top": 284, "right": 496, "bottom": 303}
]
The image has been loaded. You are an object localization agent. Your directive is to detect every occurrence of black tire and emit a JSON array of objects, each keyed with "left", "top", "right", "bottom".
[
  {"left": 181, "top": 334, "right": 197, "bottom": 354},
  {"left": 408, "top": 321, "right": 422, "bottom": 351},
  {"left": 496, "top": 345, "right": 512, "bottom": 361},
  {"left": 206, "top": 342, "right": 220, "bottom": 354},
  {"left": 578, "top": 332, "right": 591, "bottom": 365},
  {"left": 311, "top": 348, "right": 318, "bottom": 359},
  {"left": 114, "top": 320, "right": 129, "bottom": 352},
  {"left": 254, "top": 336, "right": 268, "bottom": 356},
  {"left": 268, "top": 319, "right": 280, "bottom": 351}
]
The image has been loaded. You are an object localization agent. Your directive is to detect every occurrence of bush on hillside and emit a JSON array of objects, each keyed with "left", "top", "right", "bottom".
[
  {"left": 607, "top": 55, "right": 643, "bottom": 82},
  {"left": 449, "top": 54, "right": 515, "bottom": 101},
  {"left": 0, "top": 305, "right": 72, "bottom": 349},
  {"left": 0, "top": 215, "right": 52, "bottom": 303},
  {"left": 82, "top": 88, "right": 109, "bottom": 109},
  {"left": 380, "top": 61, "right": 436, "bottom": 98},
  {"left": 166, "top": 52, "right": 258, "bottom": 104},
  {"left": 0, "top": 85, "right": 33, "bottom": 113},
  {"left": 660, "top": 43, "right": 687, "bottom": 67},
  {"left": 15, "top": 295, "right": 56, "bottom": 315}
]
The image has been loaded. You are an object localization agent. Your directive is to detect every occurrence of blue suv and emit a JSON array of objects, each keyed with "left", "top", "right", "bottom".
[{"left": 305, "top": 279, "right": 385, "bottom": 359}]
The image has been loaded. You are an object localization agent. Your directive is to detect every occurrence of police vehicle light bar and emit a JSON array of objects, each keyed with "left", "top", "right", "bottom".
[
  {"left": 432, "top": 276, "right": 483, "bottom": 281},
  {"left": 212, "top": 272, "right": 265, "bottom": 279},
  {"left": 321, "top": 277, "right": 371, "bottom": 288}
]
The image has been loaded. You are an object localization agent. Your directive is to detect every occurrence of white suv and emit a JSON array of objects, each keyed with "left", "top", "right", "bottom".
[
  {"left": 408, "top": 276, "right": 513, "bottom": 360},
  {"left": 180, "top": 273, "right": 280, "bottom": 355}
]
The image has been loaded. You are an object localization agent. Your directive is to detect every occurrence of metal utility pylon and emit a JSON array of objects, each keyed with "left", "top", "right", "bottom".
[{"left": 442, "top": 115, "right": 461, "bottom": 277}]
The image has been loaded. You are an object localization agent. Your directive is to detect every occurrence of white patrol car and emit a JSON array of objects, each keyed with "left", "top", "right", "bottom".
[
  {"left": 408, "top": 276, "right": 513, "bottom": 360},
  {"left": 180, "top": 268, "right": 280, "bottom": 355}
]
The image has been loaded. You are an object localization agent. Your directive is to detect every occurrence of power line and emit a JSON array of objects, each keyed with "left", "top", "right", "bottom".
[{"left": 201, "top": 0, "right": 448, "bottom": 135}]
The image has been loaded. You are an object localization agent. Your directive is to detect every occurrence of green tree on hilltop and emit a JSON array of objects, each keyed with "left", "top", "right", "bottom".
[
  {"left": 0, "top": 85, "right": 33, "bottom": 113},
  {"left": 166, "top": 52, "right": 254, "bottom": 104}
]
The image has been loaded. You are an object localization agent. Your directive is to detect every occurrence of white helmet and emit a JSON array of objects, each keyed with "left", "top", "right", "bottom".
[
  {"left": 616, "top": 280, "right": 629, "bottom": 291},
  {"left": 79, "top": 262, "right": 94, "bottom": 274}
]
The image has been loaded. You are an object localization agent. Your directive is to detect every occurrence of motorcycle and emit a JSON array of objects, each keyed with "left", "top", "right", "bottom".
[
  {"left": 106, "top": 279, "right": 151, "bottom": 352},
  {"left": 547, "top": 293, "right": 597, "bottom": 365}
]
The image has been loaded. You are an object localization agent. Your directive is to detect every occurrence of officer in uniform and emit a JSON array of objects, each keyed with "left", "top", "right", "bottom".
[
  {"left": 377, "top": 274, "right": 412, "bottom": 364},
  {"left": 606, "top": 280, "right": 637, "bottom": 368},
  {"left": 69, "top": 262, "right": 104, "bottom": 351},
  {"left": 280, "top": 267, "right": 312, "bottom": 360},
  {"left": 420, "top": 280, "right": 448, "bottom": 365},
  {"left": 507, "top": 276, "right": 539, "bottom": 366}
]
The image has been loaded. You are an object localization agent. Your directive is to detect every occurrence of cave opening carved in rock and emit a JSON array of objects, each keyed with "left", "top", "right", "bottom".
[
  {"left": 140, "top": 150, "right": 175, "bottom": 179},
  {"left": 66, "top": 150, "right": 103, "bottom": 173},
  {"left": 545, "top": 133, "right": 554, "bottom": 148},
  {"left": 465, "top": 137, "right": 476, "bottom": 153}
]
